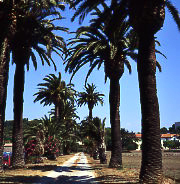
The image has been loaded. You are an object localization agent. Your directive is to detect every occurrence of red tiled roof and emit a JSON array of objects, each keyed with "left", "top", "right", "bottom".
[
  {"left": 161, "top": 134, "right": 177, "bottom": 138},
  {"left": 135, "top": 134, "right": 142, "bottom": 138}
]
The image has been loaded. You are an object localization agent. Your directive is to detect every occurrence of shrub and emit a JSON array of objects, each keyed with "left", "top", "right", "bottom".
[
  {"left": 44, "top": 136, "right": 59, "bottom": 159},
  {"left": 127, "top": 142, "right": 138, "bottom": 150}
]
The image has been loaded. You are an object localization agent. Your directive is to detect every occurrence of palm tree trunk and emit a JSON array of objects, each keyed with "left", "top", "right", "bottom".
[
  {"left": 88, "top": 102, "right": 93, "bottom": 120},
  {"left": 138, "top": 32, "right": 162, "bottom": 183},
  {"left": 0, "top": 38, "right": 10, "bottom": 171},
  {"left": 89, "top": 108, "right": 93, "bottom": 120},
  {"left": 98, "top": 132, "right": 107, "bottom": 164},
  {"left": 58, "top": 101, "right": 64, "bottom": 121},
  {"left": 55, "top": 105, "right": 60, "bottom": 119},
  {"left": 12, "top": 62, "right": 25, "bottom": 168},
  {"left": 109, "top": 78, "right": 122, "bottom": 168}
]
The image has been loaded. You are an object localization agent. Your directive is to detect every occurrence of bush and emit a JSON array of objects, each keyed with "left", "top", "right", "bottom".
[
  {"left": 44, "top": 136, "right": 59, "bottom": 159},
  {"left": 163, "top": 140, "right": 180, "bottom": 149},
  {"left": 25, "top": 139, "right": 42, "bottom": 163},
  {"left": 127, "top": 143, "right": 138, "bottom": 151}
]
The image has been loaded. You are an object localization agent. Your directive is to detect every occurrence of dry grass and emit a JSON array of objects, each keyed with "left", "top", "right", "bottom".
[
  {"left": 86, "top": 153, "right": 139, "bottom": 184},
  {"left": 86, "top": 151, "right": 180, "bottom": 184}
]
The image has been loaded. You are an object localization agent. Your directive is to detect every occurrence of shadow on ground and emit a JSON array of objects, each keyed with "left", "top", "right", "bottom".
[
  {"left": 0, "top": 175, "right": 139, "bottom": 184},
  {"left": 0, "top": 175, "right": 41, "bottom": 183},
  {"left": 26, "top": 164, "right": 57, "bottom": 172},
  {"left": 0, "top": 164, "right": 139, "bottom": 184}
]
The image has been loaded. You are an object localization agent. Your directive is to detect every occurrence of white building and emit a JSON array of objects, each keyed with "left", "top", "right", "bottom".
[{"left": 135, "top": 134, "right": 180, "bottom": 150}]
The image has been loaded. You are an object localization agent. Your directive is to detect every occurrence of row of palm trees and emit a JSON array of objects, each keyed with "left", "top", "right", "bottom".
[
  {"left": 0, "top": 0, "right": 68, "bottom": 168},
  {"left": 66, "top": 0, "right": 180, "bottom": 183},
  {"left": 0, "top": 0, "right": 179, "bottom": 183},
  {"left": 32, "top": 73, "right": 105, "bottom": 157}
]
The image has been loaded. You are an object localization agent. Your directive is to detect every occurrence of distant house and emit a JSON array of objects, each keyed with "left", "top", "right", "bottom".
[{"left": 135, "top": 134, "right": 180, "bottom": 150}]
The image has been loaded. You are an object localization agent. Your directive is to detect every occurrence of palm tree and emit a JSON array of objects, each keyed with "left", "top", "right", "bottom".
[
  {"left": 77, "top": 83, "right": 104, "bottom": 120},
  {"left": 80, "top": 117, "right": 97, "bottom": 156},
  {"left": 128, "top": 0, "right": 180, "bottom": 182},
  {"left": 61, "top": 102, "right": 80, "bottom": 154},
  {"left": 34, "top": 72, "right": 75, "bottom": 120},
  {"left": 50, "top": 98, "right": 80, "bottom": 154},
  {"left": 0, "top": 36, "right": 11, "bottom": 171},
  {"left": 10, "top": 4, "right": 67, "bottom": 168},
  {"left": 65, "top": 3, "right": 137, "bottom": 167},
  {"left": 0, "top": 0, "right": 17, "bottom": 171},
  {"left": 34, "top": 72, "right": 77, "bottom": 155},
  {"left": 80, "top": 116, "right": 106, "bottom": 163},
  {"left": 92, "top": 117, "right": 107, "bottom": 164}
]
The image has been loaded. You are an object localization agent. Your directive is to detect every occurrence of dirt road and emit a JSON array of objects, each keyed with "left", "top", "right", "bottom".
[{"left": 36, "top": 152, "right": 98, "bottom": 184}]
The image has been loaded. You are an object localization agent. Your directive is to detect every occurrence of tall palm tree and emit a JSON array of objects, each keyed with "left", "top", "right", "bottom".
[
  {"left": 34, "top": 72, "right": 75, "bottom": 120},
  {"left": 0, "top": 0, "right": 17, "bottom": 171},
  {"left": 77, "top": 83, "right": 104, "bottom": 120},
  {"left": 10, "top": 4, "right": 67, "bottom": 168},
  {"left": 0, "top": 35, "right": 11, "bottom": 172},
  {"left": 65, "top": 4, "right": 137, "bottom": 167},
  {"left": 128, "top": 0, "right": 180, "bottom": 182}
]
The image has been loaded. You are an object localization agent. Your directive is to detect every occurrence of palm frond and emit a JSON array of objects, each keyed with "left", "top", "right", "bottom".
[{"left": 166, "top": 0, "right": 180, "bottom": 31}]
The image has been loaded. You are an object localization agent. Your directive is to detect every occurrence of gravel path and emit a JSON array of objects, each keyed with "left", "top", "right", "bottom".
[{"left": 35, "top": 152, "right": 98, "bottom": 184}]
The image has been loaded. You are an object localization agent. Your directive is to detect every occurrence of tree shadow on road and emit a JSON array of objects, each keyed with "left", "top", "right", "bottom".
[
  {"left": 0, "top": 174, "right": 139, "bottom": 183},
  {"left": 0, "top": 175, "right": 41, "bottom": 183},
  {"left": 26, "top": 164, "right": 57, "bottom": 172}
]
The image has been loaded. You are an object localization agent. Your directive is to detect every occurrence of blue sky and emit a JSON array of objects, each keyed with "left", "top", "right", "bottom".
[{"left": 5, "top": 1, "right": 180, "bottom": 133}]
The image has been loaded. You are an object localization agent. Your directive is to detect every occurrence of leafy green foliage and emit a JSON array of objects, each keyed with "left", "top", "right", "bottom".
[
  {"left": 80, "top": 116, "right": 106, "bottom": 154},
  {"left": 160, "top": 127, "right": 169, "bottom": 134},
  {"left": 166, "top": 0, "right": 180, "bottom": 31},
  {"left": 121, "top": 128, "right": 138, "bottom": 150},
  {"left": 160, "top": 124, "right": 180, "bottom": 134},
  {"left": 105, "top": 127, "right": 138, "bottom": 151},
  {"left": 9, "top": 0, "right": 68, "bottom": 71},
  {"left": 163, "top": 140, "right": 180, "bottom": 149},
  {"left": 65, "top": 3, "right": 138, "bottom": 84},
  {"left": 23, "top": 113, "right": 80, "bottom": 157}
]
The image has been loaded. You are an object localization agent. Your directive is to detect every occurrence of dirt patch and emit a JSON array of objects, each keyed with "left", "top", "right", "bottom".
[
  {"left": 86, "top": 154, "right": 139, "bottom": 183},
  {"left": 86, "top": 151, "right": 180, "bottom": 183}
]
